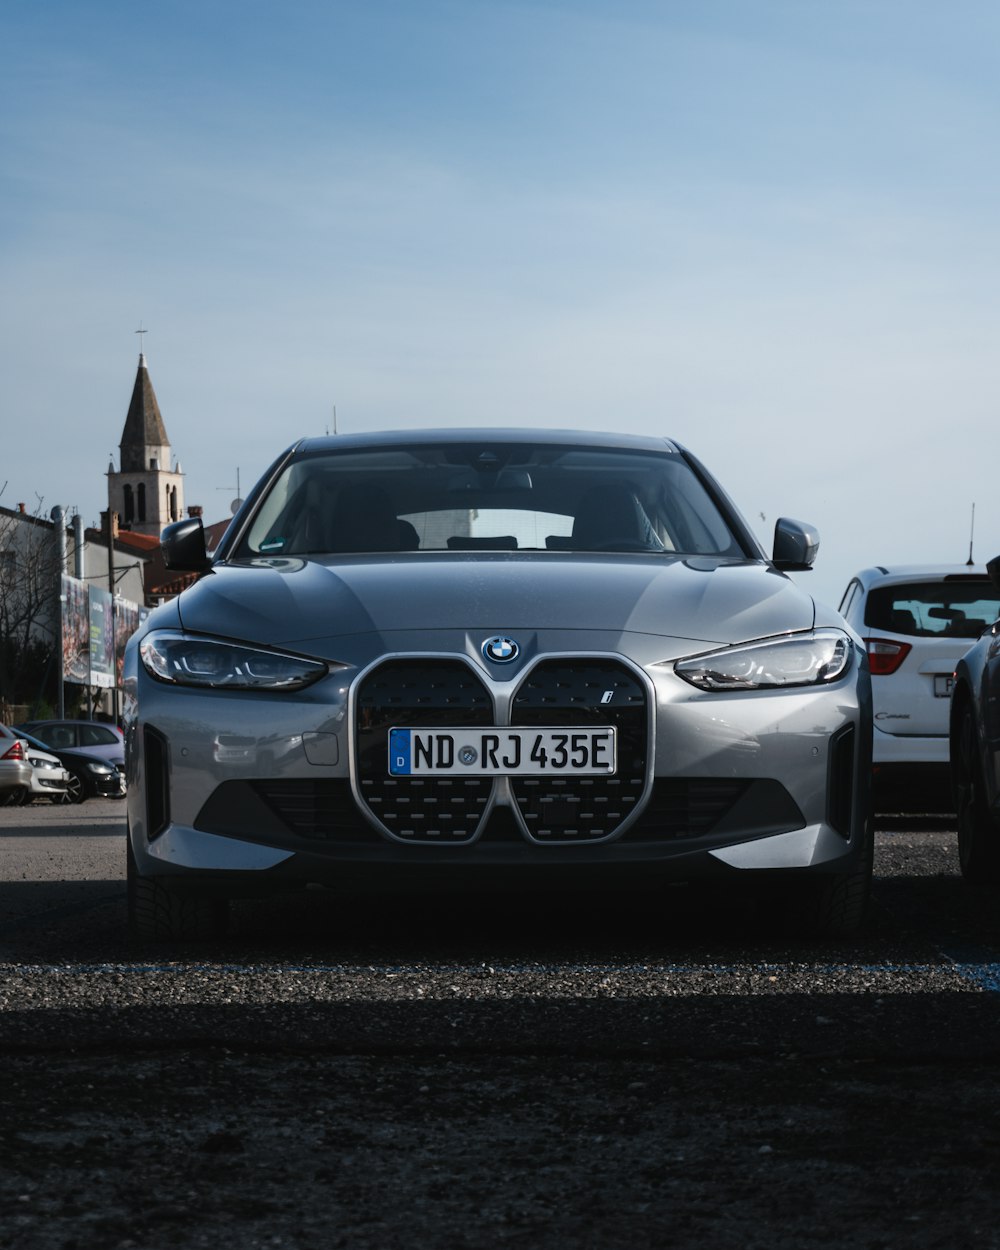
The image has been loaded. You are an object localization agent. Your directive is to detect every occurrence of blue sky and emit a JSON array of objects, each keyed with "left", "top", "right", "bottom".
[{"left": 3, "top": 0, "right": 1000, "bottom": 605}]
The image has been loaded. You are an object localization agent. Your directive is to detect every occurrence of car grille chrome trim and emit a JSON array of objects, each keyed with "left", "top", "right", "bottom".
[
  {"left": 351, "top": 653, "right": 654, "bottom": 845},
  {"left": 509, "top": 658, "right": 650, "bottom": 841},
  {"left": 354, "top": 659, "right": 496, "bottom": 843}
]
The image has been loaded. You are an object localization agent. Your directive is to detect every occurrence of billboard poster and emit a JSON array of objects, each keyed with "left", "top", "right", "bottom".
[
  {"left": 61, "top": 574, "right": 90, "bottom": 685},
  {"left": 114, "top": 598, "right": 141, "bottom": 686},
  {"left": 89, "top": 586, "right": 114, "bottom": 688},
  {"left": 62, "top": 579, "right": 146, "bottom": 689}
]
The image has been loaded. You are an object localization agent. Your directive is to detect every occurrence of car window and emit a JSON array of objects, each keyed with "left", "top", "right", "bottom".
[
  {"left": 43, "top": 726, "right": 75, "bottom": 749},
  {"left": 865, "top": 580, "right": 1000, "bottom": 638},
  {"left": 237, "top": 442, "right": 749, "bottom": 559},
  {"left": 79, "top": 725, "right": 118, "bottom": 747}
]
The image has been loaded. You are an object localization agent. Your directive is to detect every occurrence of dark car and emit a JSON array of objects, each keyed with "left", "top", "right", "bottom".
[
  {"left": 14, "top": 719, "right": 125, "bottom": 800},
  {"left": 949, "top": 553, "right": 1000, "bottom": 887},
  {"left": 124, "top": 428, "right": 873, "bottom": 941},
  {"left": 14, "top": 729, "right": 124, "bottom": 803}
]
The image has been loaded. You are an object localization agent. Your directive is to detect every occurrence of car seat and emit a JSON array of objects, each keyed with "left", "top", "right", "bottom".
[{"left": 571, "top": 484, "right": 659, "bottom": 551}]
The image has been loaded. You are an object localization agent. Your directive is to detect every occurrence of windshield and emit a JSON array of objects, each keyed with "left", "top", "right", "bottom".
[{"left": 238, "top": 441, "right": 746, "bottom": 558}]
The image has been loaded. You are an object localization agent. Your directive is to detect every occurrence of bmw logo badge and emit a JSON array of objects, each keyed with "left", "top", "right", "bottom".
[{"left": 483, "top": 635, "right": 519, "bottom": 664}]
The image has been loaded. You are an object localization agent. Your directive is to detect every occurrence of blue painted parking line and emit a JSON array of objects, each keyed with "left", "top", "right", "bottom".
[{"left": 936, "top": 942, "right": 1000, "bottom": 994}]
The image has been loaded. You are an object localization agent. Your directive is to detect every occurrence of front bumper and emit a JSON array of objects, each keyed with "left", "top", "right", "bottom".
[
  {"left": 872, "top": 724, "right": 949, "bottom": 766},
  {"left": 126, "top": 639, "right": 872, "bottom": 892}
]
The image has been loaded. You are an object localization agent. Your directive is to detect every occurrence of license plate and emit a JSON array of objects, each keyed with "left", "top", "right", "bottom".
[
  {"left": 388, "top": 727, "right": 617, "bottom": 776},
  {"left": 934, "top": 675, "right": 955, "bottom": 698}
]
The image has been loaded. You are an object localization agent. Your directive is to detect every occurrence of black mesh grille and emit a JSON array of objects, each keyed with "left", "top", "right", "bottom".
[
  {"left": 625, "top": 779, "right": 752, "bottom": 840},
  {"left": 194, "top": 779, "right": 377, "bottom": 844},
  {"left": 510, "top": 659, "right": 648, "bottom": 841},
  {"left": 356, "top": 660, "right": 494, "bottom": 842},
  {"left": 252, "top": 779, "right": 372, "bottom": 841}
]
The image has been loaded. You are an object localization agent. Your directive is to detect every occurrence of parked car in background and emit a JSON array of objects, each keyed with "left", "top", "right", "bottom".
[
  {"left": 3, "top": 734, "right": 71, "bottom": 804},
  {"left": 13, "top": 729, "right": 123, "bottom": 804},
  {"left": 15, "top": 719, "right": 124, "bottom": 763},
  {"left": 14, "top": 719, "right": 126, "bottom": 801},
  {"left": 0, "top": 724, "right": 32, "bottom": 804},
  {"left": 125, "top": 428, "right": 873, "bottom": 941},
  {"left": 949, "top": 555, "right": 1000, "bottom": 888},
  {"left": 839, "top": 565, "right": 1000, "bottom": 813}
]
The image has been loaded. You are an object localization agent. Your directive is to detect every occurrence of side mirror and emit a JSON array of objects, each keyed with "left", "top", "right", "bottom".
[
  {"left": 772, "top": 517, "right": 819, "bottom": 571},
  {"left": 987, "top": 554, "right": 1000, "bottom": 594},
  {"left": 161, "top": 517, "right": 211, "bottom": 572}
]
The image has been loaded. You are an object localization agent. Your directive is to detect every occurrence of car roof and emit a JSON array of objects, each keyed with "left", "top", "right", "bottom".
[
  {"left": 289, "top": 429, "right": 684, "bottom": 456},
  {"left": 848, "top": 564, "right": 992, "bottom": 590}
]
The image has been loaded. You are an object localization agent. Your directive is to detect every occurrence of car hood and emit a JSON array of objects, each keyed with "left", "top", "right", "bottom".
[{"left": 170, "top": 554, "right": 817, "bottom": 654}]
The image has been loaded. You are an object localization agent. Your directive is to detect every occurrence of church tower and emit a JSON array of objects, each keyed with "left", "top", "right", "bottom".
[{"left": 108, "top": 352, "right": 184, "bottom": 537}]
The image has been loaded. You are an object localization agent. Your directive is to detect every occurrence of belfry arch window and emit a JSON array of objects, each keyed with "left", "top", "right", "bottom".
[
  {"left": 137, "top": 483, "right": 146, "bottom": 523},
  {"left": 123, "top": 485, "right": 134, "bottom": 526}
]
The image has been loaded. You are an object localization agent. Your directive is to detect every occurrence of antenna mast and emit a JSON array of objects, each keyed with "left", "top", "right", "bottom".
[{"left": 968, "top": 503, "right": 976, "bottom": 566}]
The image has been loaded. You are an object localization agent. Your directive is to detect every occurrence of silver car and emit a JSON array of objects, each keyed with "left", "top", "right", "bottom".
[
  {"left": 0, "top": 724, "right": 32, "bottom": 803},
  {"left": 124, "top": 430, "right": 873, "bottom": 939},
  {"left": 9, "top": 734, "right": 72, "bottom": 804}
]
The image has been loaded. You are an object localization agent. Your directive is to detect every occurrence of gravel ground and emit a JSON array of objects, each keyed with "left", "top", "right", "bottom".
[
  {"left": 4, "top": 1049, "right": 1000, "bottom": 1250},
  {"left": 4, "top": 804, "right": 1000, "bottom": 1248}
]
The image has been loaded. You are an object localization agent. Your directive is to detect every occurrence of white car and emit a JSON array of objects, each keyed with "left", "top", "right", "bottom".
[
  {"left": 4, "top": 734, "right": 72, "bottom": 805},
  {"left": 839, "top": 564, "right": 1000, "bottom": 811}
]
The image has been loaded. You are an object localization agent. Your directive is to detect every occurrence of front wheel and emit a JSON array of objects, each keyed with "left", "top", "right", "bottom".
[
  {"left": 953, "top": 701, "right": 1000, "bottom": 888},
  {"left": 127, "top": 837, "right": 229, "bottom": 941},
  {"left": 771, "top": 816, "right": 874, "bottom": 938},
  {"left": 64, "top": 772, "right": 87, "bottom": 804}
]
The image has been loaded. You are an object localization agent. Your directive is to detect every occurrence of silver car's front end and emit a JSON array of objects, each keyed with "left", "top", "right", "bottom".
[
  {"left": 125, "top": 619, "right": 870, "bottom": 892},
  {"left": 124, "top": 430, "right": 872, "bottom": 937}
]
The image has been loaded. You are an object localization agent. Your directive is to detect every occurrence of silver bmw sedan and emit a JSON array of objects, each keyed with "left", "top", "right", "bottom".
[{"left": 123, "top": 429, "right": 872, "bottom": 939}]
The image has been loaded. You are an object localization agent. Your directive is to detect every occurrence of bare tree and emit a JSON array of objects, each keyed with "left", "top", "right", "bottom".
[{"left": 0, "top": 497, "right": 63, "bottom": 716}]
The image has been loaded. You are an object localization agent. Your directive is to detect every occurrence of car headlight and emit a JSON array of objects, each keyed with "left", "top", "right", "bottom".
[
  {"left": 29, "top": 757, "right": 58, "bottom": 770},
  {"left": 139, "top": 630, "right": 328, "bottom": 691},
  {"left": 86, "top": 762, "right": 115, "bottom": 775},
  {"left": 675, "top": 629, "right": 853, "bottom": 691}
]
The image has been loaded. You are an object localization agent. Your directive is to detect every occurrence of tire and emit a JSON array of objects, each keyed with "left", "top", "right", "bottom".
[
  {"left": 65, "top": 771, "right": 87, "bottom": 804},
  {"left": 127, "top": 837, "right": 229, "bottom": 941},
  {"left": 772, "top": 815, "right": 874, "bottom": 939},
  {"left": 953, "top": 700, "right": 1000, "bottom": 888},
  {"left": 2, "top": 788, "right": 28, "bottom": 807}
]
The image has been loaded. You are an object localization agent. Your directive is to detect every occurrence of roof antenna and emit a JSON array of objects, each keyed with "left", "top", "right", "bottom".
[{"left": 968, "top": 502, "right": 976, "bottom": 566}]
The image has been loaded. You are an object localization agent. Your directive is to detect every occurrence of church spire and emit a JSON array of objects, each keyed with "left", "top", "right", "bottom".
[
  {"left": 119, "top": 352, "right": 171, "bottom": 472},
  {"left": 109, "top": 346, "right": 184, "bottom": 537}
]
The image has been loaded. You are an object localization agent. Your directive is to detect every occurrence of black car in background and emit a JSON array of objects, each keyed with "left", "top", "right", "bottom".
[
  {"left": 13, "top": 727, "right": 126, "bottom": 803},
  {"left": 949, "top": 553, "right": 1000, "bottom": 887}
]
